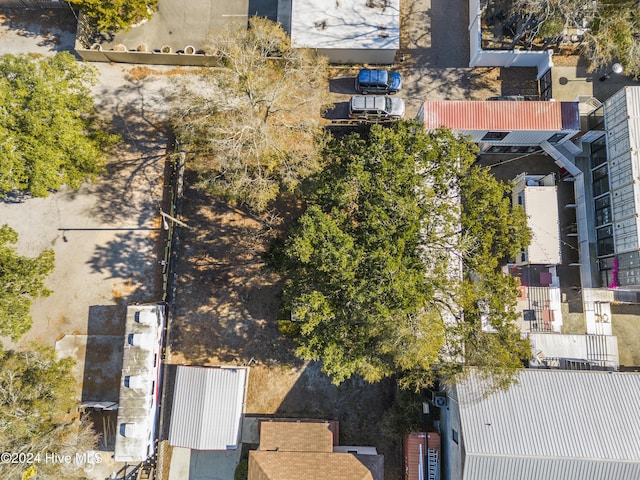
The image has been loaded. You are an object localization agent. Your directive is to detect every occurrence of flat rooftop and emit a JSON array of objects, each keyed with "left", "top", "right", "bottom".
[{"left": 290, "top": 0, "right": 399, "bottom": 50}]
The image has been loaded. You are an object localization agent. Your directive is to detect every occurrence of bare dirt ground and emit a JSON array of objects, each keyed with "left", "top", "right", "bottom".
[{"left": 167, "top": 180, "right": 403, "bottom": 479}]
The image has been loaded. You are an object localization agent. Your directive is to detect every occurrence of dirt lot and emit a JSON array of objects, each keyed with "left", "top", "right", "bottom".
[{"left": 167, "top": 180, "right": 404, "bottom": 478}]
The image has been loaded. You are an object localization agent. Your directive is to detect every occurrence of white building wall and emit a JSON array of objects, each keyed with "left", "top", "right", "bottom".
[
  {"left": 458, "top": 130, "right": 573, "bottom": 147},
  {"left": 468, "top": 0, "right": 553, "bottom": 79},
  {"left": 317, "top": 48, "right": 397, "bottom": 65}
]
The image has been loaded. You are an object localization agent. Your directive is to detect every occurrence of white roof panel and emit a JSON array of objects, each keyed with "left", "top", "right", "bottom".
[
  {"left": 523, "top": 186, "right": 561, "bottom": 264},
  {"left": 169, "top": 366, "right": 248, "bottom": 450},
  {"left": 290, "top": 0, "right": 400, "bottom": 50}
]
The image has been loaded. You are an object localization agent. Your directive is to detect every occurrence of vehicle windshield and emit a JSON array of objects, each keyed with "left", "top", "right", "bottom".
[{"left": 385, "top": 97, "right": 392, "bottom": 111}]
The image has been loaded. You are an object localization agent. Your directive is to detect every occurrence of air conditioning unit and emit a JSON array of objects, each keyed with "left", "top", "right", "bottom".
[{"left": 433, "top": 395, "right": 447, "bottom": 408}]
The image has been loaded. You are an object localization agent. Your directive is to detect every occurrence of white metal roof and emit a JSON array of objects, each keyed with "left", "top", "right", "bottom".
[
  {"left": 454, "top": 369, "right": 640, "bottom": 479},
  {"left": 522, "top": 186, "right": 561, "bottom": 264},
  {"left": 290, "top": 0, "right": 400, "bottom": 50},
  {"left": 169, "top": 366, "right": 248, "bottom": 450},
  {"left": 114, "top": 304, "right": 164, "bottom": 463}
]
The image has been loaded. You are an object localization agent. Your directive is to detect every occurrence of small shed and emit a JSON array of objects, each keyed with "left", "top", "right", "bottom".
[
  {"left": 288, "top": 0, "right": 400, "bottom": 64},
  {"left": 168, "top": 366, "right": 248, "bottom": 450}
]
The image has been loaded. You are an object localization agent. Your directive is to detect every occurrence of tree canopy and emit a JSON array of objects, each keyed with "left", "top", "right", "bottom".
[
  {"left": 171, "top": 18, "right": 332, "bottom": 211},
  {"left": 0, "top": 225, "right": 55, "bottom": 341},
  {"left": 0, "top": 345, "right": 97, "bottom": 479},
  {"left": 0, "top": 52, "right": 118, "bottom": 198},
  {"left": 504, "top": 0, "right": 640, "bottom": 78},
  {"left": 68, "top": 0, "right": 158, "bottom": 33},
  {"left": 272, "top": 122, "right": 531, "bottom": 390}
]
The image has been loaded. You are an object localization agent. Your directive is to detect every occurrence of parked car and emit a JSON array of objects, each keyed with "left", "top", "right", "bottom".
[
  {"left": 349, "top": 95, "right": 405, "bottom": 120},
  {"left": 355, "top": 69, "right": 402, "bottom": 94}
]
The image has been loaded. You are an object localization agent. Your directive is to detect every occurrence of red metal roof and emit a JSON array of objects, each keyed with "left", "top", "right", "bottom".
[
  {"left": 404, "top": 432, "right": 427, "bottom": 480},
  {"left": 421, "top": 101, "right": 568, "bottom": 131}
]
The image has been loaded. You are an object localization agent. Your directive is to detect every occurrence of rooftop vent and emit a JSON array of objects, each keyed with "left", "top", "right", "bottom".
[{"left": 136, "top": 310, "right": 156, "bottom": 325}]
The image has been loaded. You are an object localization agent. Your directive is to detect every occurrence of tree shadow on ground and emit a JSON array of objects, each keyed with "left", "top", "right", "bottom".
[
  {"left": 78, "top": 80, "right": 171, "bottom": 227},
  {"left": 498, "top": 67, "right": 539, "bottom": 97},
  {"left": 169, "top": 171, "right": 302, "bottom": 367},
  {"left": 272, "top": 362, "right": 402, "bottom": 480},
  {"left": 86, "top": 229, "right": 163, "bottom": 304},
  {"left": 0, "top": 7, "right": 78, "bottom": 52},
  {"left": 401, "top": 67, "right": 501, "bottom": 107}
]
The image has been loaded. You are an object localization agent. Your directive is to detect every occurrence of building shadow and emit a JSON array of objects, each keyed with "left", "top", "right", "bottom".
[
  {"left": 248, "top": 0, "right": 278, "bottom": 22},
  {"left": 269, "top": 361, "right": 400, "bottom": 479},
  {"left": 80, "top": 305, "right": 126, "bottom": 404}
]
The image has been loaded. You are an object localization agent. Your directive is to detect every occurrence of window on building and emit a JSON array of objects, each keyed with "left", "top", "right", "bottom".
[
  {"left": 587, "top": 105, "right": 605, "bottom": 131},
  {"left": 590, "top": 136, "right": 607, "bottom": 168},
  {"left": 452, "top": 429, "right": 459, "bottom": 445},
  {"left": 594, "top": 194, "right": 612, "bottom": 227},
  {"left": 547, "top": 133, "right": 566, "bottom": 143},
  {"left": 592, "top": 164, "right": 610, "bottom": 197},
  {"left": 482, "top": 131, "right": 510, "bottom": 141},
  {"left": 597, "top": 225, "right": 614, "bottom": 257}
]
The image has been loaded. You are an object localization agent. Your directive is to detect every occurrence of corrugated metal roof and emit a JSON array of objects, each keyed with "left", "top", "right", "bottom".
[
  {"left": 455, "top": 370, "right": 640, "bottom": 479},
  {"left": 404, "top": 433, "right": 427, "bottom": 480},
  {"left": 169, "top": 366, "right": 247, "bottom": 450},
  {"left": 420, "top": 101, "right": 575, "bottom": 132}
]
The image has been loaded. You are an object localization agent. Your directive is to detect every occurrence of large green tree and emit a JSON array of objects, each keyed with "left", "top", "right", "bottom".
[
  {"left": 68, "top": 0, "right": 158, "bottom": 33},
  {"left": 0, "top": 52, "right": 118, "bottom": 198},
  {"left": 172, "top": 18, "right": 332, "bottom": 211},
  {"left": 503, "top": 0, "right": 640, "bottom": 78},
  {"left": 273, "top": 122, "right": 531, "bottom": 390},
  {"left": 0, "top": 346, "right": 97, "bottom": 479},
  {"left": 0, "top": 225, "right": 55, "bottom": 341}
]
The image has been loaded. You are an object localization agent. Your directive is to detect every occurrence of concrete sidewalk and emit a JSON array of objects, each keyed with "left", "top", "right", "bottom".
[{"left": 551, "top": 62, "right": 640, "bottom": 103}]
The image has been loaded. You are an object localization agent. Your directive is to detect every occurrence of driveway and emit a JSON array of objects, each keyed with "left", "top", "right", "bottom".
[{"left": 327, "top": 0, "right": 535, "bottom": 120}]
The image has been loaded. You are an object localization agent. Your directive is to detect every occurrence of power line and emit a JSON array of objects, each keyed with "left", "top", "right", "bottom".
[{"left": 484, "top": 149, "right": 546, "bottom": 168}]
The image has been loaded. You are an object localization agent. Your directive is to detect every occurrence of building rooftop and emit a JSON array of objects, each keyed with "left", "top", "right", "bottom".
[
  {"left": 290, "top": 0, "right": 399, "bottom": 51},
  {"left": 452, "top": 369, "right": 640, "bottom": 479},
  {"left": 419, "top": 100, "right": 580, "bottom": 132},
  {"left": 249, "top": 451, "right": 378, "bottom": 480},
  {"left": 168, "top": 366, "right": 248, "bottom": 450},
  {"left": 259, "top": 422, "right": 334, "bottom": 453},
  {"left": 93, "top": 0, "right": 249, "bottom": 52},
  {"left": 114, "top": 304, "right": 164, "bottom": 463}
]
